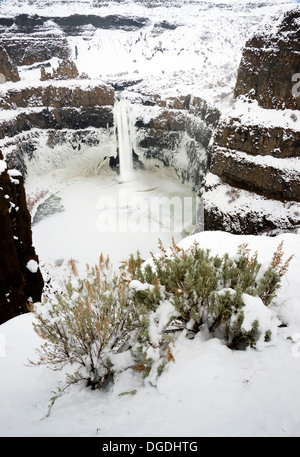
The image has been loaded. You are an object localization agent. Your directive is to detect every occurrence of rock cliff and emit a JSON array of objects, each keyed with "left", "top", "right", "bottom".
[
  {"left": 234, "top": 9, "right": 300, "bottom": 111},
  {"left": 0, "top": 151, "right": 44, "bottom": 324},
  {"left": 0, "top": 45, "right": 20, "bottom": 83},
  {"left": 134, "top": 93, "right": 220, "bottom": 190},
  {"left": 0, "top": 15, "right": 71, "bottom": 66},
  {"left": 0, "top": 82, "right": 115, "bottom": 174},
  {"left": 204, "top": 8, "right": 300, "bottom": 235}
]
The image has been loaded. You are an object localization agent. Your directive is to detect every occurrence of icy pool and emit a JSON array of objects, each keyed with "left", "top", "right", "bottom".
[{"left": 26, "top": 166, "right": 199, "bottom": 270}]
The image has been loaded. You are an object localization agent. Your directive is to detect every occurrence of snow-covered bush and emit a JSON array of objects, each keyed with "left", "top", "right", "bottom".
[
  {"left": 30, "top": 256, "right": 147, "bottom": 406},
  {"left": 30, "top": 240, "right": 293, "bottom": 402},
  {"left": 127, "top": 239, "right": 293, "bottom": 382}
]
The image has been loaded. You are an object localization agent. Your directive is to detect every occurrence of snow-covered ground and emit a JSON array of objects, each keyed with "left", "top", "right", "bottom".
[{"left": 1, "top": 231, "right": 300, "bottom": 437}]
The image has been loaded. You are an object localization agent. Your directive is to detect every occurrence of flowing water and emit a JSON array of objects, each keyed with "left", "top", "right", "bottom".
[{"left": 114, "top": 98, "right": 135, "bottom": 182}]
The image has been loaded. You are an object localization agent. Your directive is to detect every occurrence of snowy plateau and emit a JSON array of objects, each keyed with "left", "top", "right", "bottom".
[{"left": 0, "top": 0, "right": 300, "bottom": 439}]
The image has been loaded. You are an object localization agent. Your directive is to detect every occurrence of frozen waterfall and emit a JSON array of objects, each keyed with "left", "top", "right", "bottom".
[{"left": 114, "top": 98, "right": 135, "bottom": 181}]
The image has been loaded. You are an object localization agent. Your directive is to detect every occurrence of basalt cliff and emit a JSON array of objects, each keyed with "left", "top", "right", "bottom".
[
  {"left": 0, "top": 151, "right": 44, "bottom": 324},
  {"left": 204, "top": 8, "right": 300, "bottom": 234}
]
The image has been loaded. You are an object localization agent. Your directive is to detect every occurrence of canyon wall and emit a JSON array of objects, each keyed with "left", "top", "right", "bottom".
[
  {"left": 0, "top": 44, "right": 20, "bottom": 82},
  {"left": 0, "top": 82, "right": 115, "bottom": 174},
  {"left": 234, "top": 9, "right": 300, "bottom": 111},
  {"left": 0, "top": 151, "right": 44, "bottom": 324},
  {"left": 204, "top": 8, "right": 300, "bottom": 234},
  {"left": 134, "top": 93, "right": 220, "bottom": 190}
]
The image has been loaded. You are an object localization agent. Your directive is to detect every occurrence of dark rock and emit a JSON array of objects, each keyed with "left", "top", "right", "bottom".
[
  {"left": 0, "top": 83, "right": 114, "bottom": 111},
  {"left": 40, "top": 59, "right": 80, "bottom": 81},
  {"left": 0, "top": 152, "right": 44, "bottom": 325},
  {"left": 234, "top": 8, "right": 300, "bottom": 110},
  {"left": 209, "top": 147, "right": 300, "bottom": 202},
  {"left": 203, "top": 8, "right": 300, "bottom": 235}
]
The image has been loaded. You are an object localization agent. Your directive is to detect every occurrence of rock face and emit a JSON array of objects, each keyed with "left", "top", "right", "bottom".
[
  {"left": 0, "top": 82, "right": 114, "bottom": 111},
  {"left": 0, "top": 16, "right": 71, "bottom": 66},
  {"left": 0, "top": 13, "right": 149, "bottom": 68},
  {"left": 0, "top": 45, "right": 20, "bottom": 82},
  {"left": 0, "top": 82, "right": 115, "bottom": 173},
  {"left": 0, "top": 151, "right": 44, "bottom": 325},
  {"left": 234, "top": 9, "right": 300, "bottom": 110},
  {"left": 135, "top": 94, "right": 220, "bottom": 191},
  {"left": 204, "top": 8, "right": 300, "bottom": 235},
  {"left": 40, "top": 59, "right": 80, "bottom": 81}
]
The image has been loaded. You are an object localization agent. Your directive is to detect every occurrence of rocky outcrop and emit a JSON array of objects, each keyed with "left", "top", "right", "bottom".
[
  {"left": 209, "top": 146, "right": 300, "bottom": 202},
  {"left": 213, "top": 119, "right": 300, "bottom": 159},
  {"left": 0, "top": 16, "right": 71, "bottom": 66},
  {"left": 204, "top": 8, "right": 300, "bottom": 235},
  {"left": 0, "top": 151, "right": 44, "bottom": 325},
  {"left": 40, "top": 59, "right": 80, "bottom": 81},
  {"left": 0, "top": 45, "right": 20, "bottom": 83},
  {"left": 234, "top": 9, "right": 300, "bottom": 110},
  {"left": 0, "top": 82, "right": 114, "bottom": 111},
  {"left": 135, "top": 94, "right": 220, "bottom": 190},
  {"left": 208, "top": 111, "right": 300, "bottom": 203},
  {"left": 0, "top": 106, "right": 114, "bottom": 137},
  {"left": 0, "top": 82, "right": 115, "bottom": 174},
  {"left": 0, "top": 13, "right": 149, "bottom": 68},
  {"left": 0, "top": 35, "right": 71, "bottom": 68}
]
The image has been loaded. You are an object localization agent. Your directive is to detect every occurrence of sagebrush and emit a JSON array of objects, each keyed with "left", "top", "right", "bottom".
[{"left": 30, "top": 239, "right": 293, "bottom": 411}]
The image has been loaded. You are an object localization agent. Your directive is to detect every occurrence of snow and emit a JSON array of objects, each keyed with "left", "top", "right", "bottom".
[
  {"left": 26, "top": 260, "right": 39, "bottom": 274},
  {"left": 8, "top": 169, "right": 22, "bottom": 177},
  {"left": 241, "top": 294, "right": 280, "bottom": 344},
  {"left": 203, "top": 172, "right": 300, "bottom": 232},
  {"left": 129, "top": 280, "right": 155, "bottom": 293},
  {"left": 0, "top": 159, "right": 6, "bottom": 173},
  {"left": 1, "top": 231, "right": 300, "bottom": 437},
  {"left": 148, "top": 300, "right": 179, "bottom": 347},
  {"left": 0, "top": 0, "right": 296, "bottom": 107},
  {"left": 220, "top": 96, "right": 300, "bottom": 132},
  {"left": 26, "top": 167, "right": 196, "bottom": 269},
  {"left": 215, "top": 147, "right": 300, "bottom": 174}
]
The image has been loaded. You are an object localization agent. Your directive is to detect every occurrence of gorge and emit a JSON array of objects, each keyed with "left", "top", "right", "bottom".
[{"left": 0, "top": 0, "right": 299, "bottom": 324}]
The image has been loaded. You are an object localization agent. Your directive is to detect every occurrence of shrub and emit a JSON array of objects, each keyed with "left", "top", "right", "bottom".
[
  {"left": 29, "top": 255, "right": 147, "bottom": 413},
  {"left": 30, "top": 238, "right": 293, "bottom": 405},
  {"left": 26, "top": 189, "right": 48, "bottom": 214},
  {"left": 126, "top": 239, "right": 294, "bottom": 380}
]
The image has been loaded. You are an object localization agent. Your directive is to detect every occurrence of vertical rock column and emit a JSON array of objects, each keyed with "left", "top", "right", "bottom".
[
  {"left": 0, "top": 152, "right": 44, "bottom": 324},
  {"left": 0, "top": 44, "right": 20, "bottom": 83}
]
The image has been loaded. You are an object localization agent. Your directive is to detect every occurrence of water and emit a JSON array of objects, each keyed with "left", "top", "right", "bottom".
[{"left": 114, "top": 98, "right": 135, "bottom": 182}]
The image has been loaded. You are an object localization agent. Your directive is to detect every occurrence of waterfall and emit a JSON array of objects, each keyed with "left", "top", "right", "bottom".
[{"left": 114, "top": 97, "right": 135, "bottom": 181}]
